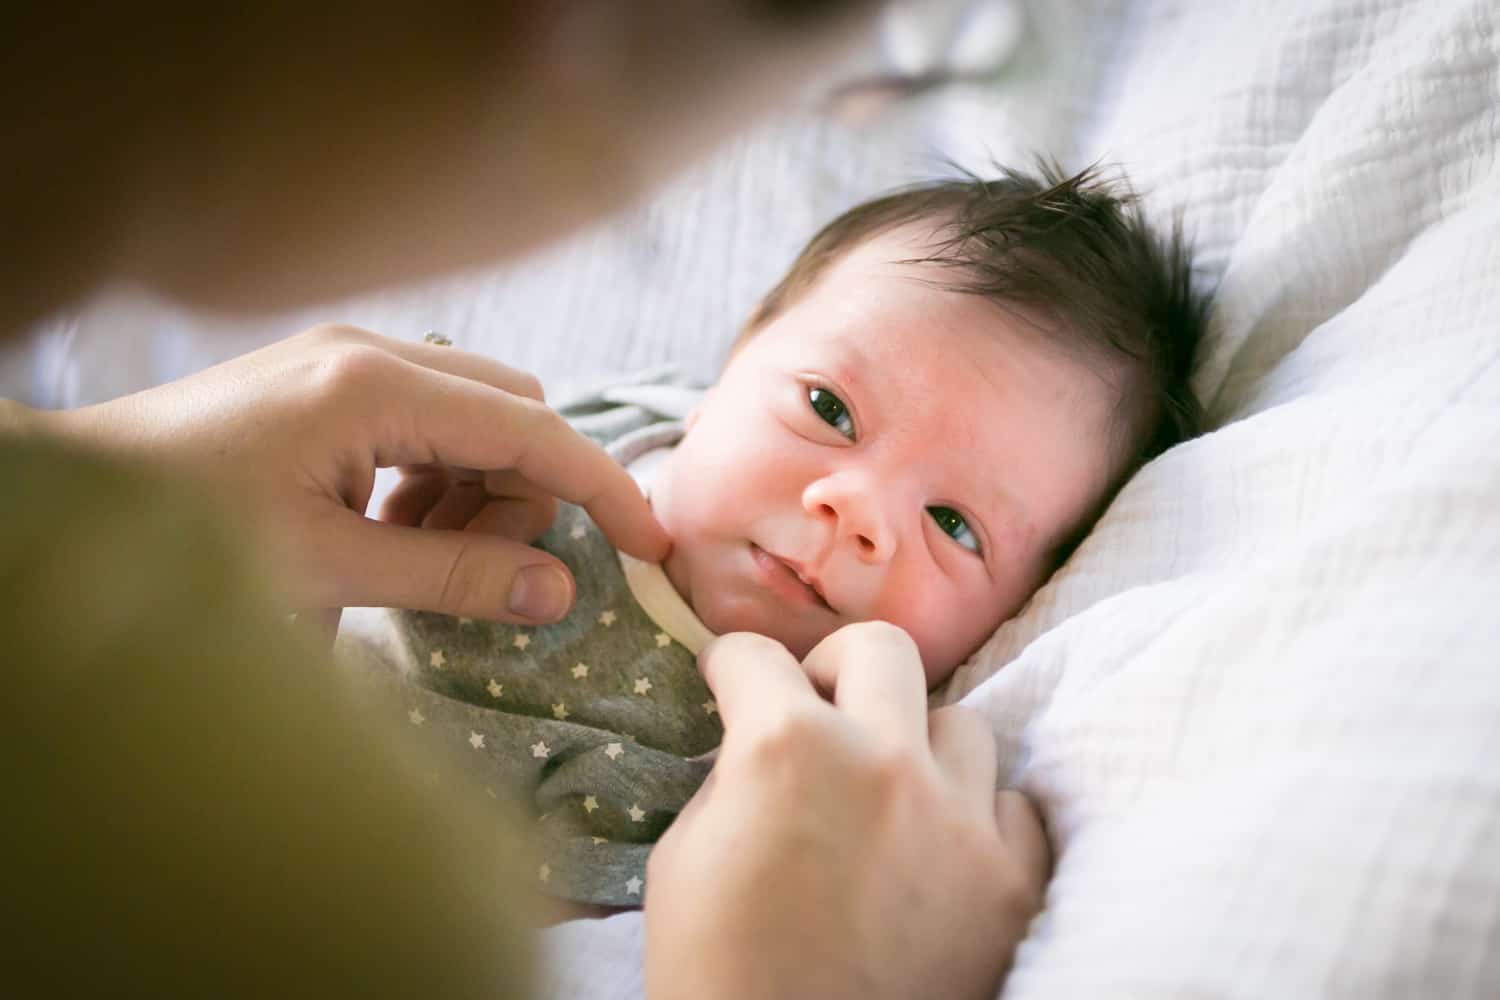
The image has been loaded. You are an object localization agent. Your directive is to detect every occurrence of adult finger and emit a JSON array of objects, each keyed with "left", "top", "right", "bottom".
[
  {"left": 465, "top": 495, "right": 557, "bottom": 543},
  {"left": 801, "top": 621, "right": 928, "bottom": 750},
  {"left": 994, "top": 790, "right": 1052, "bottom": 896},
  {"left": 375, "top": 362, "right": 670, "bottom": 563},
  {"left": 421, "top": 480, "right": 489, "bottom": 531},
  {"left": 311, "top": 325, "right": 547, "bottom": 401},
  {"left": 311, "top": 510, "right": 576, "bottom": 623},
  {"left": 928, "top": 705, "right": 998, "bottom": 803},
  {"left": 697, "top": 632, "right": 825, "bottom": 741},
  {"left": 475, "top": 468, "right": 559, "bottom": 540},
  {"left": 482, "top": 467, "right": 554, "bottom": 504},
  {"left": 379, "top": 467, "right": 451, "bottom": 527}
]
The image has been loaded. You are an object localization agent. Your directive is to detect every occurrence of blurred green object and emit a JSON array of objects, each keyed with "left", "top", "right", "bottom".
[{"left": 2, "top": 440, "right": 535, "bottom": 997}]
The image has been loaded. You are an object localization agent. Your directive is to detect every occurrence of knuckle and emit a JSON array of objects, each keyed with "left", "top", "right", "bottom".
[
  {"left": 514, "top": 372, "right": 545, "bottom": 402},
  {"left": 509, "top": 393, "right": 554, "bottom": 429},
  {"left": 867, "top": 743, "right": 925, "bottom": 792},
  {"left": 719, "top": 631, "right": 790, "bottom": 661},
  {"left": 303, "top": 322, "right": 369, "bottom": 347},
  {"left": 435, "top": 540, "right": 497, "bottom": 618},
  {"left": 756, "top": 707, "right": 829, "bottom": 758},
  {"left": 699, "top": 631, "right": 792, "bottom": 684},
  {"left": 829, "top": 619, "right": 919, "bottom": 662},
  {"left": 312, "top": 344, "right": 392, "bottom": 396},
  {"left": 995, "top": 854, "right": 1046, "bottom": 921}
]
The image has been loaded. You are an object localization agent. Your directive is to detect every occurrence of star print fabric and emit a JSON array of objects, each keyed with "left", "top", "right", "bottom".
[{"left": 373, "top": 371, "right": 720, "bottom": 906}]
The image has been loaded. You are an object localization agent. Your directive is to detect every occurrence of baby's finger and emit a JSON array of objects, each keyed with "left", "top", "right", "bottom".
[{"left": 928, "top": 706, "right": 998, "bottom": 803}]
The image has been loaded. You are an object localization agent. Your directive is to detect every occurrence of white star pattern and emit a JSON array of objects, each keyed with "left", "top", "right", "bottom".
[
  {"left": 625, "top": 876, "right": 643, "bottom": 896},
  {"left": 552, "top": 701, "right": 570, "bottom": 721},
  {"left": 531, "top": 740, "right": 551, "bottom": 759},
  {"left": 571, "top": 662, "right": 589, "bottom": 679},
  {"left": 604, "top": 742, "right": 624, "bottom": 760},
  {"left": 583, "top": 795, "right": 599, "bottom": 813},
  {"left": 627, "top": 803, "right": 646, "bottom": 823},
  {"left": 633, "top": 677, "right": 653, "bottom": 696},
  {"left": 429, "top": 649, "right": 446, "bottom": 668},
  {"left": 570, "top": 522, "right": 587, "bottom": 540},
  {"left": 487, "top": 678, "right": 503, "bottom": 699},
  {"left": 654, "top": 632, "right": 671, "bottom": 648},
  {"left": 538, "top": 863, "right": 551, "bottom": 883},
  {"left": 512, "top": 632, "right": 531, "bottom": 650},
  {"left": 703, "top": 700, "right": 718, "bottom": 716},
  {"left": 408, "top": 707, "right": 425, "bottom": 726},
  {"left": 468, "top": 731, "right": 486, "bottom": 750},
  {"left": 598, "top": 610, "right": 617, "bottom": 627}
]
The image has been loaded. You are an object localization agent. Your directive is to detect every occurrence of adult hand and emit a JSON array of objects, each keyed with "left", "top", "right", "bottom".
[
  {"left": 645, "top": 622, "right": 1049, "bottom": 1000},
  {"left": 47, "top": 324, "right": 669, "bottom": 626}
]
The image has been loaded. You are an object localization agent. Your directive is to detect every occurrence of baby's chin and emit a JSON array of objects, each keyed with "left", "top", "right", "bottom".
[
  {"left": 688, "top": 590, "right": 827, "bottom": 661},
  {"left": 690, "top": 584, "right": 970, "bottom": 685},
  {"left": 699, "top": 599, "right": 828, "bottom": 659}
]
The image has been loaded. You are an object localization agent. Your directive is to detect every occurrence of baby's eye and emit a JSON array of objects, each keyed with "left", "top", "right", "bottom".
[
  {"left": 927, "top": 506, "right": 980, "bottom": 554},
  {"left": 808, "top": 387, "right": 854, "bottom": 439}
]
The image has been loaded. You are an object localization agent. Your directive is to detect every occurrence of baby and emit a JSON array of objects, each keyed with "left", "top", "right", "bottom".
[{"left": 371, "top": 163, "right": 1206, "bottom": 907}]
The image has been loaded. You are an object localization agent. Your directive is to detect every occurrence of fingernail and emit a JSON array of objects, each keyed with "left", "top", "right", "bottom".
[{"left": 508, "top": 565, "right": 571, "bottom": 621}]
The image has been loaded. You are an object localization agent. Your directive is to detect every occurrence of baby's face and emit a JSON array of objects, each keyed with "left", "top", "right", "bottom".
[{"left": 651, "top": 227, "right": 1118, "bottom": 686}]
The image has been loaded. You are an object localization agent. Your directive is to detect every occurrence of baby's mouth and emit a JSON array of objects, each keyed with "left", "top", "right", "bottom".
[{"left": 749, "top": 543, "right": 834, "bottom": 612}]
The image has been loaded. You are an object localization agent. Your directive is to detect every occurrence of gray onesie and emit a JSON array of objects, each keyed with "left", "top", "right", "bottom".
[{"left": 361, "top": 371, "right": 721, "bottom": 907}]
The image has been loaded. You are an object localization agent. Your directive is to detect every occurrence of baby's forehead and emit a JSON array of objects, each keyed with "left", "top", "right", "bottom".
[{"left": 829, "top": 220, "right": 956, "bottom": 277}]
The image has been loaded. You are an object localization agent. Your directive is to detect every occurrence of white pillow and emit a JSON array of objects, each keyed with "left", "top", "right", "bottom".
[{"left": 943, "top": 1, "right": 1500, "bottom": 995}]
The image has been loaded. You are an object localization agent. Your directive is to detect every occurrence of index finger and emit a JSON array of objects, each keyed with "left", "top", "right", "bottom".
[{"left": 382, "top": 363, "right": 670, "bottom": 562}]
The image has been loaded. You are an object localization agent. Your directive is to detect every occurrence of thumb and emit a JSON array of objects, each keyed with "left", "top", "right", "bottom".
[{"left": 310, "top": 510, "right": 577, "bottom": 623}]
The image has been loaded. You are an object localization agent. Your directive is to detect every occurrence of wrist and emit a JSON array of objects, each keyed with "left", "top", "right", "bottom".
[{"left": 0, "top": 398, "right": 110, "bottom": 451}]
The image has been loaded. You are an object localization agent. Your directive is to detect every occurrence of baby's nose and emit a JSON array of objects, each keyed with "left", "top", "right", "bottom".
[{"left": 804, "top": 477, "right": 896, "bottom": 564}]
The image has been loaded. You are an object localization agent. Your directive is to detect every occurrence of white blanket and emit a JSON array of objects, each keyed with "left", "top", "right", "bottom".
[
  {"left": 538, "top": 2, "right": 1500, "bottom": 996},
  {"left": 8, "top": 0, "right": 1497, "bottom": 995},
  {"left": 946, "top": 0, "right": 1500, "bottom": 995}
]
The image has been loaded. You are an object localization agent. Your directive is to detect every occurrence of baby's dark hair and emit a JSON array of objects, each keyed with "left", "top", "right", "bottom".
[{"left": 741, "top": 163, "right": 1208, "bottom": 487}]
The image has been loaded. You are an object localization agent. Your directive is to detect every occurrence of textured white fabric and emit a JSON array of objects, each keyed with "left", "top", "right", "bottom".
[{"left": 939, "top": 1, "right": 1500, "bottom": 996}]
